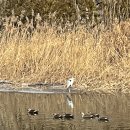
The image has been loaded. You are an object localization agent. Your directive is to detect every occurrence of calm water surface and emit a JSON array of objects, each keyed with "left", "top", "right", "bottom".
[{"left": 0, "top": 92, "right": 130, "bottom": 130}]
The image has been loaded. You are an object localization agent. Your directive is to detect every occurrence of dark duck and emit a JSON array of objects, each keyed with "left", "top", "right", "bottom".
[
  {"left": 53, "top": 113, "right": 63, "bottom": 119},
  {"left": 27, "top": 108, "right": 39, "bottom": 116},
  {"left": 81, "top": 112, "right": 99, "bottom": 119},
  {"left": 98, "top": 116, "right": 109, "bottom": 122},
  {"left": 63, "top": 113, "right": 74, "bottom": 119}
]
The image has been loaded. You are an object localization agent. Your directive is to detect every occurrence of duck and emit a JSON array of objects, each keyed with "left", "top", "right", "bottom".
[
  {"left": 81, "top": 112, "right": 97, "bottom": 119},
  {"left": 63, "top": 113, "right": 74, "bottom": 119},
  {"left": 27, "top": 108, "right": 39, "bottom": 116},
  {"left": 92, "top": 113, "right": 100, "bottom": 118},
  {"left": 98, "top": 116, "right": 109, "bottom": 122},
  {"left": 53, "top": 113, "right": 63, "bottom": 119}
]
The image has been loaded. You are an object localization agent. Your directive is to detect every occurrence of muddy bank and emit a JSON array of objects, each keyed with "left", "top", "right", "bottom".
[
  {"left": 0, "top": 80, "right": 130, "bottom": 94},
  {"left": 0, "top": 80, "right": 80, "bottom": 94}
]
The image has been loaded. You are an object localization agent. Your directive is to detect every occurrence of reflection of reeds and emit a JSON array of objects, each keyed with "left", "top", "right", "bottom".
[{"left": 0, "top": 93, "right": 129, "bottom": 129}]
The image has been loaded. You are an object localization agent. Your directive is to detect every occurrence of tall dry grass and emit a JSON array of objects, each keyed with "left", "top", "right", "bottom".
[{"left": 0, "top": 19, "right": 130, "bottom": 89}]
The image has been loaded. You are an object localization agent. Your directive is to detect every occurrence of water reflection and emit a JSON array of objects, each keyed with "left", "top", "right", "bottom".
[{"left": 0, "top": 92, "right": 130, "bottom": 130}]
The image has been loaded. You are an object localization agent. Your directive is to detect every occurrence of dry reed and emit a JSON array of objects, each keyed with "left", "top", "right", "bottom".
[{"left": 0, "top": 18, "right": 130, "bottom": 92}]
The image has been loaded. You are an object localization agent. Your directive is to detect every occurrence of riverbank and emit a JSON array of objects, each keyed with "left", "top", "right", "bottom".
[
  {"left": 0, "top": 79, "right": 130, "bottom": 94},
  {"left": 0, "top": 20, "right": 130, "bottom": 93}
]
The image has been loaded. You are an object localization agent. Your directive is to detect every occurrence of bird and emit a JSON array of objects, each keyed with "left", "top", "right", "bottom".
[
  {"left": 92, "top": 113, "right": 100, "bottom": 118},
  {"left": 81, "top": 112, "right": 96, "bottom": 119},
  {"left": 53, "top": 113, "right": 63, "bottom": 119},
  {"left": 66, "top": 95, "right": 74, "bottom": 109},
  {"left": 87, "top": 113, "right": 99, "bottom": 118},
  {"left": 66, "top": 77, "right": 75, "bottom": 93},
  {"left": 98, "top": 116, "right": 109, "bottom": 122},
  {"left": 63, "top": 113, "right": 74, "bottom": 119},
  {"left": 27, "top": 108, "right": 39, "bottom": 116}
]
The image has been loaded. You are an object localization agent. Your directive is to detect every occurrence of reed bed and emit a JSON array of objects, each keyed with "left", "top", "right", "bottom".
[
  {"left": 0, "top": 0, "right": 130, "bottom": 91},
  {"left": 0, "top": 18, "right": 130, "bottom": 92}
]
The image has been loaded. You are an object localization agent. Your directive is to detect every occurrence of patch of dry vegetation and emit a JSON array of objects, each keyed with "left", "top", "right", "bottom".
[
  {"left": 0, "top": 19, "right": 130, "bottom": 92},
  {"left": 0, "top": 0, "right": 130, "bottom": 92}
]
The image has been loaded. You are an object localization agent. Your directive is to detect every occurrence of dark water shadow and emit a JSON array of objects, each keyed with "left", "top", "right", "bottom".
[{"left": 0, "top": 92, "right": 130, "bottom": 130}]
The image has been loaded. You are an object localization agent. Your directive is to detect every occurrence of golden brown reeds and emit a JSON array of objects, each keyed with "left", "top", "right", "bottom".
[{"left": 0, "top": 18, "right": 130, "bottom": 91}]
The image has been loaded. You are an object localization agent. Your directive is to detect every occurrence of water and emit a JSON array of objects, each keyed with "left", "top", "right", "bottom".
[{"left": 0, "top": 92, "right": 130, "bottom": 130}]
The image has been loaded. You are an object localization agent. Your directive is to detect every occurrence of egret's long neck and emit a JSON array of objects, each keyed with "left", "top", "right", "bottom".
[{"left": 81, "top": 112, "right": 84, "bottom": 117}]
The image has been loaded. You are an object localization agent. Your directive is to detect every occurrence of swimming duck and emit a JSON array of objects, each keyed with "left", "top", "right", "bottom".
[
  {"left": 63, "top": 113, "right": 74, "bottom": 119},
  {"left": 92, "top": 113, "right": 100, "bottom": 118},
  {"left": 98, "top": 116, "right": 109, "bottom": 122},
  {"left": 27, "top": 108, "right": 39, "bottom": 116},
  {"left": 81, "top": 112, "right": 96, "bottom": 119},
  {"left": 53, "top": 113, "right": 63, "bottom": 119}
]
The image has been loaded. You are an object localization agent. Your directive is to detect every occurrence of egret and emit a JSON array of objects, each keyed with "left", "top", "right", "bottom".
[{"left": 66, "top": 77, "right": 75, "bottom": 93}]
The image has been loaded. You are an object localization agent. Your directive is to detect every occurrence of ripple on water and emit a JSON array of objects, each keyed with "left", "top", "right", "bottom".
[{"left": 0, "top": 92, "right": 129, "bottom": 130}]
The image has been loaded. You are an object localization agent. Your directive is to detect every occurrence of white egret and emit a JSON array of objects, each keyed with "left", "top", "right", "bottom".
[{"left": 66, "top": 77, "right": 75, "bottom": 93}]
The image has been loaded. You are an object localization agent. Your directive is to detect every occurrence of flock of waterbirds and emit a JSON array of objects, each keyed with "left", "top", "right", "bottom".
[{"left": 27, "top": 77, "right": 109, "bottom": 122}]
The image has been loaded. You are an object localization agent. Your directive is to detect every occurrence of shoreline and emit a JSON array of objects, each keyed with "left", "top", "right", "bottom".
[
  {"left": 0, "top": 21, "right": 130, "bottom": 90},
  {"left": 0, "top": 80, "right": 80, "bottom": 94},
  {"left": 0, "top": 80, "right": 130, "bottom": 94}
]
